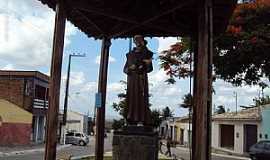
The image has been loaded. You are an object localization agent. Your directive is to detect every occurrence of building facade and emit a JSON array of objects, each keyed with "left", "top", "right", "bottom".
[
  {"left": 0, "top": 70, "right": 49, "bottom": 144},
  {"left": 66, "top": 110, "right": 89, "bottom": 134},
  {"left": 212, "top": 107, "right": 262, "bottom": 155},
  {"left": 0, "top": 99, "right": 32, "bottom": 145},
  {"left": 260, "top": 104, "right": 270, "bottom": 141}
]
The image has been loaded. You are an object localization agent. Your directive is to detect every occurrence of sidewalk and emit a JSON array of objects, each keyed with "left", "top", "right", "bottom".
[
  {"left": 174, "top": 146, "right": 251, "bottom": 160},
  {"left": 0, "top": 144, "right": 71, "bottom": 157}
]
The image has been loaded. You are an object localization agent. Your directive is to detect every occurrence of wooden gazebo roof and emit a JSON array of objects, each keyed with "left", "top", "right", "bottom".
[{"left": 38, "top": 0, "right": 237, "bottom": 39}]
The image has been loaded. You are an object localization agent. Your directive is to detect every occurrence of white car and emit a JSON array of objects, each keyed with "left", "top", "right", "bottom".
[{"left": 65, "top": 132, "right": 89, "bottom": 146}]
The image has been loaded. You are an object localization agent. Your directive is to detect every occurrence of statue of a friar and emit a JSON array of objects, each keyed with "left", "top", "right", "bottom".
[{"left": 124, "top": 35, "right": 153, "bottom": 126}]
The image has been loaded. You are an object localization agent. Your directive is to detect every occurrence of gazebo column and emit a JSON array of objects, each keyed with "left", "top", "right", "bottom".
[
  {"left": 95, "top": 37, "right": 111, "bottom": 160},
  {"left": 44, "top": 0, "right": 66, "bottom": 160},
  {"left": 192, "top": 0, "right": 213, "bottom": 160}
]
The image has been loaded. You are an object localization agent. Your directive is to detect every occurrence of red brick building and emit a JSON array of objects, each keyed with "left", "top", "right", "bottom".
[{"left": 0, "top": 70, "right": 49, "bottom": 144}]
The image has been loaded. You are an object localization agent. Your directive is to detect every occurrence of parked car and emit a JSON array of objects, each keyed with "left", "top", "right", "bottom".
[
  {"left": 249, "top": 140, "right": 270, "bottom": 160},
  {"left": 65, "top": 132, "right": 89, "bottom": 146}
]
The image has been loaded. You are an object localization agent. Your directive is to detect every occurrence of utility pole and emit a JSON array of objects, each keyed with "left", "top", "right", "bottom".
[
  {"left": 62, "top": 53, "right": 85, "bottom": 144},
  {"left": 234, "top": 91, "right": 238, "bottom": 114}
]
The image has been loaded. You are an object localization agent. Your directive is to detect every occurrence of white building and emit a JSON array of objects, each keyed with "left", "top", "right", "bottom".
[
  {"left": 212, "top": 107, "right": 261, "bottom": 155},
  {"left": 66, "top": 110, "right": 89, "bottom": 134}
]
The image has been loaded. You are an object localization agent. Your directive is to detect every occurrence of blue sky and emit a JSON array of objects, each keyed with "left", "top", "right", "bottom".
[{"left": 0, "top": 0, "right": 269, "bottom": 120}]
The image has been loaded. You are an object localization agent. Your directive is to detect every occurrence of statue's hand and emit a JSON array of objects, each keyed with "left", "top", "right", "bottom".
[
  {"left": 143, "top": 59, "right": 152, "bottom": 64},
  {"left": 129, "top": 64, "right": 136, "bottom": 70}
]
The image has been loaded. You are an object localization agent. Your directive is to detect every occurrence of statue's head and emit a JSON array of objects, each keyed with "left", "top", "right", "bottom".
[{"left": 134, "top": 35, "right": 146, "bottom": 47}]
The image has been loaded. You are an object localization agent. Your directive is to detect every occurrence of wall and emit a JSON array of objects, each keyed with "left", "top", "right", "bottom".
[
  {"left": 66, "top": 111, "right": 84, "bottom": 133},
  {"left": 0, "top": 79, "right": 33, "bottom": 111},
  {"left": 175, "top": 122, "right": 191, "bottom": 145},
  {"left": 0, "top": 99, "right": 32, "bottom": 145},
  {"left": 261, "top": 105, "right": 270, "bottom": 140},
  {"left": 212, "top": 120, "right": 260, "bottom": 155}
]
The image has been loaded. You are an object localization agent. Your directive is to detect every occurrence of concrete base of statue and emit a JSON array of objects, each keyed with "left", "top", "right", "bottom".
[{"left": 112, "top": 126, "right": 158, "bottom": 160}]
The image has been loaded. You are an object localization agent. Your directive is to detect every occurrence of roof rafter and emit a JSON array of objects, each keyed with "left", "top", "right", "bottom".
[
  {"left": 109, "top": 0, "right": 196, "bottom": 38},
  {"left": 70, "top": 3, "right": 188, "bottom": 36},
  {"left": 73, "top": 9, "right": 105, "bottom": 36}
]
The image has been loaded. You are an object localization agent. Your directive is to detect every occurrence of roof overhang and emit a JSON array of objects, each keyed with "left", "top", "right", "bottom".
[{"left": 37, "top": 0, "right": 237, "bottom": 39}]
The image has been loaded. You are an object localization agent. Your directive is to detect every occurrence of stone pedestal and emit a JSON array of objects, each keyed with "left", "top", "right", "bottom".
[{"left": 112, "top": 126, "right": 158, "bottom": 160}]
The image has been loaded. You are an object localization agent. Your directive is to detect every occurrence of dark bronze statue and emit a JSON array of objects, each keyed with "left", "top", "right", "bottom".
[{"left": 124, "top": 35, "right": 153, "bottom": 126}]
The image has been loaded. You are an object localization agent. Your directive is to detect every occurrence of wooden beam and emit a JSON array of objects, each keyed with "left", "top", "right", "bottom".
[
  {"left": 207, "top": 1, "right": 213, "bottom": 159},
  {"left": 192, "top": 0, "right": 213, "bottom": 160},
  {"left": 95, "top": 37, "right": 111, "bottom": 160},
  {"left": 44, "top": 0, "right": 66, "bottom": 160}
]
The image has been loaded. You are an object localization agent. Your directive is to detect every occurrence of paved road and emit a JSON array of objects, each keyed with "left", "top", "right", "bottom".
[
  {"left": 1, "top": 134, "right": 249, "bottom": 160},
  {"left": 0, "top": 135, "right": 112, "bottom": 160}
]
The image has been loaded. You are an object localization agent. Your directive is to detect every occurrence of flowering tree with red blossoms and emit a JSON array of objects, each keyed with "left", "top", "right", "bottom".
[{"left": 159, "top": 0, "right": 270, "bottom": 86}]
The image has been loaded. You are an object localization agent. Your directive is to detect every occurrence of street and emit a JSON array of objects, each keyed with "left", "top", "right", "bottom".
[
  {"left": 0, "top": 135, "right": 112, "bottom": 160},
  {"left": 1, "top": 134, "right": 250, "bottom": 160}
]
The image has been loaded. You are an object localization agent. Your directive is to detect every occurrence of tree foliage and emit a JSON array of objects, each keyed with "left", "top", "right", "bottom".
[
  {"left": 253, "top": 95, "right": 270, "bottom": 106},
  {"left": 180, "top": 93, "right": 193, "bottom": 109},
  {"left": 161, "top": 106, "right": 174, "bottom": 119},
  {"left": 151, "top": 109, "right": 163, "bottom": 128},
  {"left": 159, "top": 0, "right": 270, "bottom": 86},
  {"left": 215, "top": 105, "right": 226, "bottom": 114},
  {"left": 111, "top": 81, "right": 165, "bottom": 129}
]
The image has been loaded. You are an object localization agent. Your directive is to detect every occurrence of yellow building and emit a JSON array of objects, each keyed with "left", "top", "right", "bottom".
[{"left": 0, "top": 99, "right": 32, "bottom": 145}]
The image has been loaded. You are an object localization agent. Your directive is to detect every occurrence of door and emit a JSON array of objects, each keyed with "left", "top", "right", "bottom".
[
  {"left": 244, "top": 124, "right": 258, "bottom": 152},
  {"left": 220, "top": 124, "right": 234, "bottom": 150},
  {"left": 180, "top": 129, "right": 184, "bottom": 145}
]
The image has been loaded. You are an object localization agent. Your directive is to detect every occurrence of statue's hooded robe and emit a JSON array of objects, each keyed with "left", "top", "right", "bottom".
[{"left": 124, "top": 46, "right": 153, "bottom": 125}]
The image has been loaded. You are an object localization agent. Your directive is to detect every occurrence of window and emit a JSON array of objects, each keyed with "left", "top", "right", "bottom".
[
  {"left": 66, "top": 132, "right": 74, "bottom": 136},
  {"left": 255, "top": 142, "right": 265, "bottom": 149},
  {"left": 264, "top": 143, "right": 270, "bottom": 150},
  {"left": 75, "top": 133, "right": 82, "bottom": 137}
]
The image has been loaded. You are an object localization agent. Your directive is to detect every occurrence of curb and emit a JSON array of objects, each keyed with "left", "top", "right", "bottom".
[
  {"left": 175, "top": 147, "right": 251, "bottom": 160},
  {"left": 71, "top": 154, "right": 93, "bottom": 160},
  {"left": 212, "top": 153, "right": 250, "bottom": 160},
  {"left": 0, "top": 144, "right": 72, "bottom": 157}
]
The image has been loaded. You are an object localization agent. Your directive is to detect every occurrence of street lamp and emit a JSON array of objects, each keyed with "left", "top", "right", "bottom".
[
  {"left": 63, "top": 53, "right": 86, "bottom": 125},
  {"left": 62, "top": 53, "right": 85, "bottom": 144}
]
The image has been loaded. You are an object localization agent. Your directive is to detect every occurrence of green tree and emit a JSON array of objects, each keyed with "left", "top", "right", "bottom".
[
  {"left": 215, "top": 105, "right": 226, "bottom": 114},
  {"left": 151, "top": 109, "right": 162, "bottom": 128},
  {"left": 253, "top": 95, "right": 270, "bottom": 106},
  {"left": 111, "top": 81, "right": 164, "bottom": 129},
  {"left": 161, "top": 106, "right": 173, "bottom": 119},
  {"left": 159, "top": 0, "right": 270, "bottom": 86},
  {"left": 112, "top": 119, "right": 125, "bottom": 130},
  {"left": 180, "top": 93, "right": 193, "bottom": 109}
]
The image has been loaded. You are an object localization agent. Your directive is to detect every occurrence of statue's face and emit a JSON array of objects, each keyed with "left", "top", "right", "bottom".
[{"left": 134, "top": 36, "right": 144, "bottom": 47}]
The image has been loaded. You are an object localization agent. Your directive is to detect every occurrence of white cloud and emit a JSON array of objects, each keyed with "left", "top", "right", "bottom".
[
  {"left": 1, "top": 64, "right": 14, "bottom": 70},
  {"left": 0, "top": 0, "right": 76, "bottom": 68},
  {"left": 156, "top": 37, "right": 178, "bottom": 53},
  {"left": 95, "top": 55, "right": 116, "bottom": 64},
  {"left": 82, "top": 82, "right": 97, "bottom": 92},
  {"left": 148, "top": 70, "right": 182, "bottom": 111},
  {"left": 108, "top": 82, "right": 125, "bottom": 93},
  {"left": 69, "top": 72, "right": 86, "bottom": 86},
  {"left": 62, "top": 71, "right": 86, "bottom": 87}
]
